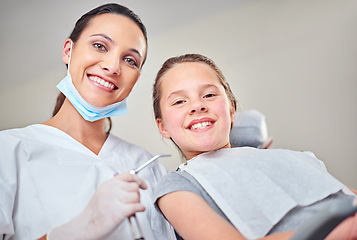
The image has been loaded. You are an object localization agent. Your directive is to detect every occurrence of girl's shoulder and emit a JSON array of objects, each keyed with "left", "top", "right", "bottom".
[{"left": 154, "top": 171, "right": 200, "bottom": 201}]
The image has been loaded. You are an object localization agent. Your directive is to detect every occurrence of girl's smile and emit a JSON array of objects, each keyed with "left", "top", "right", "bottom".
[{"left": 186, "top": 117, "right": 215, "bottom": 131}]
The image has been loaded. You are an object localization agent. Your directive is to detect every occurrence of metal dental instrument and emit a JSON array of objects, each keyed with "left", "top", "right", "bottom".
[
  {"left": 130, "top": 154, "right": 171, "bottom": 175},
  {"left": 128, "top": 154, "right": 171, "bottom": 240}
]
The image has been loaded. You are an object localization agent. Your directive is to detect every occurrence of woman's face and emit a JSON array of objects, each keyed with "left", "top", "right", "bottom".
[
  {"left": 157, "top": 62, "right": 235, "bottom": 160},
  {"left": 62, "top": 13, "right": 147, "bottom": 107}
]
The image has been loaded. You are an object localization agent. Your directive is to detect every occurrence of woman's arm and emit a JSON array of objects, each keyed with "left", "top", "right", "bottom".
[
  {"left": 157, "top": 191, "right": 294, "bottom": 240},
  {"left": 37, "top": 173, "right": 147, "bottom": 240}
]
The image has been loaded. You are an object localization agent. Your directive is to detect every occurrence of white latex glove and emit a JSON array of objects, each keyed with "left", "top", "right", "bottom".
[{"left": 48, "top": 172, "right": 148, "bottom": 240}]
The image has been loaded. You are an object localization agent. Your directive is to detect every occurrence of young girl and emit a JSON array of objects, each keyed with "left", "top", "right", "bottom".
[{"left": 152, "top": 53, "right": 357, "bottom": 240}]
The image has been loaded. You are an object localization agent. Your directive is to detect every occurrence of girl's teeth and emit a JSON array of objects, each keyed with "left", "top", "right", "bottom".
[
  {"left": 191, "top": 122, "right": 212, "bottom": 130},
  {"left": 89, "top": 76, "right": 114, "bottom": 90}
]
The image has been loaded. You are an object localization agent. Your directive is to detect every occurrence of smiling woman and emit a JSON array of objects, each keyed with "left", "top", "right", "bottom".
[
  {"left": 0, "top": 3, "right": 174, "bottom": 240},
  {"left": 60, "top": 13, "right": 146, "bottom": 108}
]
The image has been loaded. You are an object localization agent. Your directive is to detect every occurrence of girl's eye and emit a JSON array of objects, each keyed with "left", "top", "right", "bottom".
[
  {"left": 173, "top": 100, "right": 185, "bottom": 106},
  {"left": 124, "top": 58, "right": 138, "bottom": 67},
  {"left": 204, "top": 93, "right": 215, "bottom": 98},
  {"left": 93, "top": 43, "right": 106, "bottom": 52}
]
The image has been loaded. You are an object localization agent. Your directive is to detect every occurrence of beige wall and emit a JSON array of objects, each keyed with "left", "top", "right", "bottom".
[{"left": 1, "top": 0, "right": 356, "bottom": 188}]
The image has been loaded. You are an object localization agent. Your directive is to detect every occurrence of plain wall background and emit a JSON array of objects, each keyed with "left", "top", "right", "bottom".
[{"left": 1, "top": 0, "right": 356, "bottom": 189}]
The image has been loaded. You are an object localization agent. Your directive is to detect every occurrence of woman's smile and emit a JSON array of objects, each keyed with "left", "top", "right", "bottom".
[{"left": 88, "top": 75, "right": 117, "bottom": 91}]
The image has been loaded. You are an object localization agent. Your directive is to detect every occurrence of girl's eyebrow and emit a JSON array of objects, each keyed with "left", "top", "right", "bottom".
[
  {"left": 167, "top": 90, "right": 185, "bottom": 100},
  {"left": 89, "top": 34, "right": 142, "bottom": 59},
  {"left": 166, "top": 84, "right": 218, "bottom": 99}
]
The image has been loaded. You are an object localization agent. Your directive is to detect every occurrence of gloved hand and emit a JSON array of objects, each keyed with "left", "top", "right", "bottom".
[{"left": 48, "top": 172, "right": 148, "bottom": 240}]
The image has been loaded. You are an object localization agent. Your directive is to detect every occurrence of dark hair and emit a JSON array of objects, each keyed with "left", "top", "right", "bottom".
[
  {"left": 153, "top": 53, "right": 237, "bottom": 120},
  {"left": 52, "top": 3, "right": 148, "bottom": 133},
  {"left": 69, "top": 3, "right": 147, "bottom": 64}
]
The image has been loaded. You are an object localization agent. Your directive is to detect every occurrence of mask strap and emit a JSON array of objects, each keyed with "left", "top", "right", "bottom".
[{"left": 67, "top": 40, "right": 73, "bottom": 76}]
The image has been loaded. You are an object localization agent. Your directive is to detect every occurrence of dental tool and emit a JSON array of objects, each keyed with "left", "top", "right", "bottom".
[
  {"left": 130, "top": 154, "right": 171, "bottom": 175},
  {"left": 128, "top": 154, "right": 171, "bottom": 240}
]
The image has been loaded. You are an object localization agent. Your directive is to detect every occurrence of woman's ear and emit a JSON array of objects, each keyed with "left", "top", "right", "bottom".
[
  {"left": 156, "top": 118, "right": 171, "bottom": 139},
  {"left": 62, "top": 39, "right": 72, "bottom": 64}
]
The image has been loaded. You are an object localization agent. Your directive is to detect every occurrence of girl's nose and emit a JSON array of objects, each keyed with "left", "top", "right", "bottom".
[{"left": 189, "top": 102, "right": 207, "bottom": 114}]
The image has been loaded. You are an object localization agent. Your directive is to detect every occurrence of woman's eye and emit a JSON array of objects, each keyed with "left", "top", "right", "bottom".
[
  {"left": 93, "top": 43, "right": 106, "bottom": 51},
  {"left": 124, "top": 58, "right": 138, "bottom": 67}
]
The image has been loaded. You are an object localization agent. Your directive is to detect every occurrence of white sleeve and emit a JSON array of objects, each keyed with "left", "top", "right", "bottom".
[{"left": 0, "top": 131, "right": 21, "bottom": 239}]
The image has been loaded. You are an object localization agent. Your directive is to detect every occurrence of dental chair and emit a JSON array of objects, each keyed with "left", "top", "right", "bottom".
[
  {"left": 291, "top": 197, "right": 357, "bottom": 239},
  {"left": 230, "top": 110, "right": 357, "bottom": 239},
  {"left": 229, "top": 109, "right": 273, "bottom": 149}
]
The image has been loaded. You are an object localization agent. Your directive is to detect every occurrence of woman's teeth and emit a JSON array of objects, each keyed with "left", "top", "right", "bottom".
[
  {"left": 89, "top": 76, "right": 115, "bottom": 90},
  {"left": 190, "top": 122, "right": 212, "bottom": 130}
]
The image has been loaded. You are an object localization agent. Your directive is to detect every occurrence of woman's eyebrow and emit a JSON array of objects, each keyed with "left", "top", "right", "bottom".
[
  {"left": 129, "top": 48, "right": 142, "bottom": 59},
  {"left": 89, "top": 34, "right": 142, "bottom": 59},
  {"left": 90, "top": 33, "right": 114, "bottom": 43}
]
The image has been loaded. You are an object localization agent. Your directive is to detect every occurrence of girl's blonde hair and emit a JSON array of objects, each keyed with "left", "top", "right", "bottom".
[{"left": 153, "top": 53, "right": 237, "bottom": 120}]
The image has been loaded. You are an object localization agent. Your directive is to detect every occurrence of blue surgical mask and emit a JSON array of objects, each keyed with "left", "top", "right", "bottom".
[{"left": 56, "top": 40, "right": 128, "bottom": 122}]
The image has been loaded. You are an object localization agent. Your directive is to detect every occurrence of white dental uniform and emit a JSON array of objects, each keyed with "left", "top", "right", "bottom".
[{"left": 0, "top": 124, "right": 175, "bottom": 240}]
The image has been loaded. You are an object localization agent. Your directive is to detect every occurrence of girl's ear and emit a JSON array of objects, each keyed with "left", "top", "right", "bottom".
[
  {"left": 230, "top": 103, "right": 236, "bottom": 126},
  {"left": 62, "top": 38, "right": 72, "bottom": 64},
  {"left": 156, "top": 118, "right": 171, "bottom": 139}
]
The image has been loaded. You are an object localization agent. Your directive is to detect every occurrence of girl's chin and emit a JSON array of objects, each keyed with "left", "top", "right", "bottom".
[
  {"left": 191, "top": 144, "right": 223, "bottom": 153},
  {"left": 199, "top": 143, "right": 230, "bottom": 152}
]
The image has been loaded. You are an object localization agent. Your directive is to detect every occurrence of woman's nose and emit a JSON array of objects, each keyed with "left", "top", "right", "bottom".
[{"left": 101, "top": 55, "right": 120, "bottom": 75}]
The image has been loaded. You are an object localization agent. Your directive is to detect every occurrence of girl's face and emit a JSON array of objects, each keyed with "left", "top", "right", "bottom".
[
  {"left": 62, "top": 13, "right": 146, "bottom": 107},
  {"left": 157, "top": 62, "right": 235, "bottom": 160}
]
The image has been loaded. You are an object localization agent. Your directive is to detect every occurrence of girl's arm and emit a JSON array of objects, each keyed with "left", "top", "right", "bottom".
[
  {"left": 348, "top": 186, "right": 357, "bottom": 196},
  {"left": 157, "top": 191, "right": 294, "bottom": 240},
  {"left": 326, "top": 213, "right": 357, "bottom": 240}
]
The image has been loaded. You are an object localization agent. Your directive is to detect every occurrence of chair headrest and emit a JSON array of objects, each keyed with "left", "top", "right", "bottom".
[{"left": 229, "top": 109, "right": 271, "bottom": 148}]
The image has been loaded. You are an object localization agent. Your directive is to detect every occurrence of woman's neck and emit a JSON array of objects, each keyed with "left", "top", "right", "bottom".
[{"left": 43, "top": 99, "right": 108, "bottom": 155}]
